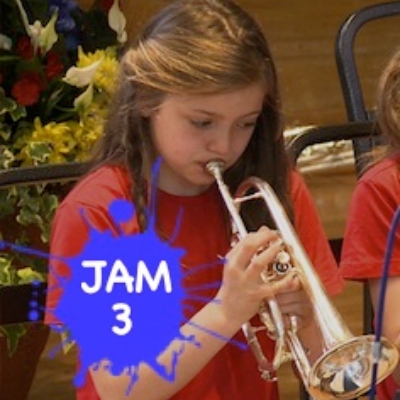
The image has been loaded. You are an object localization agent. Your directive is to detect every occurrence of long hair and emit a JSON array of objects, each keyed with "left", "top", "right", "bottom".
[
  {"left": 90, "top": 0, "right": 293, "bottom": 232},
  {"left": 376, "top": 49, "right": 400, "bottom": 154}
]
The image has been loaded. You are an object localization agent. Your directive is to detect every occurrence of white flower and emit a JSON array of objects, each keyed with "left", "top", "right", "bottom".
[
  {"left": 0, "top": 34, "right": 12, "bottom": 51},
  {"left": 36, "top": 10, "right": 59, "bottom": 53},
  {"left": 108, "top": 0, "right": 127, "bottom": 44},
  {"left": 63, "top": 59, "right": 103, "bottom": 88},
  {"left": 14, "top": 0, "right": 59, "bottom": 54},
  {"left": 74, "top": 83, "right": 94, "bottom": 111}
]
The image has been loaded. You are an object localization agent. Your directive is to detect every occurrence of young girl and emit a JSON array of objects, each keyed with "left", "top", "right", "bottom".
[
  {"left": 340, "top": 49, "right": 400, "bottom": 400},
  {"left": 46, "top": 1, "right": 343, "bottom": 399}
]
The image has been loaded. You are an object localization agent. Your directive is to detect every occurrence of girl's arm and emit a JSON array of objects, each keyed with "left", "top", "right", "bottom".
[{"left": 90, "top": 228, "right": 301, "bottom": 400}]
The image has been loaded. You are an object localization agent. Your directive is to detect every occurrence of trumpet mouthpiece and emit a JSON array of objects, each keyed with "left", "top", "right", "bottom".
[{"left": 206, "top": 160, "right": 225, "bottom": 176}]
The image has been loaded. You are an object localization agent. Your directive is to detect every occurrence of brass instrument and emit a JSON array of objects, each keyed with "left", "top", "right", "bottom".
[{"left": 206, "top": 160, "right": 399, "bottom": 400}]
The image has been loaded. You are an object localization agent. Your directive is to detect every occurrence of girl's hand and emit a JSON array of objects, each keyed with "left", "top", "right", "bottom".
[
  {"left": 275, "top": 285, "right": 314, "bottom": 331},
  {"left": 215, "top": 226, "right": 300, "bottom": 326}
]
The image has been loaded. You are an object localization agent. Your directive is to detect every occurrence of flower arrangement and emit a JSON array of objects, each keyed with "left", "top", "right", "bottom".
[{"left": 0, "top": 0, "right": 126, "bottom": 286}]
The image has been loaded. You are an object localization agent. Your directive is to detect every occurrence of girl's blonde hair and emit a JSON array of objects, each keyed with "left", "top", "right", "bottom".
[
  {"left": 376, "top": 49, "right": 400, "bottom": 153},
  {"left": 92, "top": 0, "right": 292, "bottom": 231}
]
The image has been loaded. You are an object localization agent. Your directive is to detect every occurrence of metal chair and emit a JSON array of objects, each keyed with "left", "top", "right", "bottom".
[
  {"left": 335, "top": 1, "right": 400, "bottom": 173},
  {"left": 0, "top": 162, "right": 88, "bottom": 190}
]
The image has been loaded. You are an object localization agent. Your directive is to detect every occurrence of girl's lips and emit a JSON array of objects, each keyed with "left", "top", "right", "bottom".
[{"left": 201, "top": 159, "right": 228, "bottom": 172}]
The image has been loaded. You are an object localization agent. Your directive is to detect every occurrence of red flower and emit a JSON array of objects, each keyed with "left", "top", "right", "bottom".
[
  {"left": 16, "top": 36, "right": 34, "bottom": 60},
  {"left": 11, "top": 72, "right": 45, "bottom": 106},
  {"left": 45, "top": 52, "right": 64, "bottom": 80}
]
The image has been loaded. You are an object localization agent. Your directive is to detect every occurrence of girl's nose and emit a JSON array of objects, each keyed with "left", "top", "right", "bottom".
[{"left": 207, "top": 130, "right": 231, "bottom": 156}]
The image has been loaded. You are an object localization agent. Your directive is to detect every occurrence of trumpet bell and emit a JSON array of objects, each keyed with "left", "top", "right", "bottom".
[{"left": 308, "top": 335, "right": 399, "bottom": 400}]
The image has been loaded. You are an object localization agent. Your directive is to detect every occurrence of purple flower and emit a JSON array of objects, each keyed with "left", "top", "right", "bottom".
[
  {"left": 49, "top": 0, "right": 82, "bottom": 51},
  {"left": 49, "top": 0, "right": 79, "bottom": 33}
]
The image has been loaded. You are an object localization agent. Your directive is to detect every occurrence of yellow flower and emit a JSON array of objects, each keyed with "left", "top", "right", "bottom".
[
  {"left": 64, "top": 47, "right": 119, "bottom": 113},
  {"left": 17, "top": 118, "right": 80, "bottom": 165},
  {"left": 72, "top": 103, "right": 107, "bottom": 160},
  {"left": 76, "top": 47, "right": 119, "bottom": 94},
  {"left": 95, "top": 55, "right": 119, "bottom": 95}
]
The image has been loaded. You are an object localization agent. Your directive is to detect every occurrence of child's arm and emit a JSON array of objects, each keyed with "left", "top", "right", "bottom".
[{"left": 90, "top": 228, "right": 300, "bottom": 400}]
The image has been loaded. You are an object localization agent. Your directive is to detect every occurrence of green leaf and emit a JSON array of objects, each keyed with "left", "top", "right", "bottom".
[
  {"left": 9, "top": 104, "right": 27, "bottom": 122},
  {"left": 0, "top": 189, "right": 17, "bottom": 218},
  {"left": 0, "top": 122, "right": 13, "bottom": 141},
  {"left": 0, "top": 93, "right": 17, "bottom": 116},
  {"left": 17, "top": 267, "right": 45, "bottom": 284},
  {"left": 0, "top": 324, "right": 27, "bottom": 356},
  {"left": 12, "top": 252, "right": 47, "bottom": 278},
  {"left": 0, "top": 256, "right": 17, "bottom": 285},
  {"left": 16, "top": 207, "right": 43, "bottom": 226},
  {"left": 0, "top": 145, "right": 15, "bottom": 168},
  {"left": 26, "top": 142, "right": 52, "bottom": 163},
  {"left": 42, "top": 194, "right": 59, "bottom": 217}
]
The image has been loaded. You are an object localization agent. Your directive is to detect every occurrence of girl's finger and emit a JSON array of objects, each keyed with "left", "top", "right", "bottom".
[
  {"left": 245, "top": 238, "right": 284, "bottom": 281},
  {"left": 226, "top": 227, "right": 279, "bottom": 271},
  {"left": 257, "top": 270, "right": 300, "bottom": 300}
]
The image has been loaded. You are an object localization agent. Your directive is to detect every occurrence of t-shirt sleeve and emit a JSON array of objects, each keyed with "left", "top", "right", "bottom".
[
  {"left": 45, "top": 201, "right": 121, "bottom": 325},
  {"left": 44, "top": 166, "right": 138, "bottom": 325},
  {"left": 291, "top": 171, "right": 344, "bottom": 296},
  {"left": 340, "top": 175, "right": 400, "bottom": 280}
]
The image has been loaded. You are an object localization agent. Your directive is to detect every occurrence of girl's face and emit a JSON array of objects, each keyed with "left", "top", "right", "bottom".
[{"left": 150, "top": 82, "right": 266, "bottom": 196}]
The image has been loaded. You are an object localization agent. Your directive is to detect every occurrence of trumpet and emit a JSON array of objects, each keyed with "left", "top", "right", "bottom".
[{"left": 206, "top": 160, "right": 399, "bottom": 400}]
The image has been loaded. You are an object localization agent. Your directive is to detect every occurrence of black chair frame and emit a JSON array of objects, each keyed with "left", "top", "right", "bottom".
[{"left": 335, "top": 1, "right": 400, "bottom": 173}]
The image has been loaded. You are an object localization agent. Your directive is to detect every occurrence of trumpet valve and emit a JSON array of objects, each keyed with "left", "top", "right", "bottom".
[{"left": 272, "top": 250, "right": 292, "bottom": 275}]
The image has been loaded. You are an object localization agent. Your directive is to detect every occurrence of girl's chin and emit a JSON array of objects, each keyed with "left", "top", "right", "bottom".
[
  {"left": 158, "top": 175, "right": 213, "bottom": 196},
  {"left": 185, "top": 177, "right": 214, "bottom": 195},
  {"left": 188, "top": 172, "right": 218, "bottom": 194},
  {"left": 197, "top": 170, "right": 217, "bottom": 186}
]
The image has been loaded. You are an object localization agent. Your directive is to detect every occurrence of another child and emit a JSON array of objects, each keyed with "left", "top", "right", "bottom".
[
  {"left": 340, "top": 49, "right": 400, "bottom": 400},
  {"left": 46, "top": 1, "right": 343, "bottom": 399}
]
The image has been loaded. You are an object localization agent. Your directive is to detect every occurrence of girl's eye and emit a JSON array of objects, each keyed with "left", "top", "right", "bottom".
[
  {"left": 237, "top": 120, "right": 257, "bottom": 129},
  {"left": 191, "top": 120, "right": 212, "bottom": 129},
  {"left": 190, "top": 119, "right": 213, "bottom": 129}
]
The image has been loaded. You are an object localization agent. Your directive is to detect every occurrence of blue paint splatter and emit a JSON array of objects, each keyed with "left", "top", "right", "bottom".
[
  {"left": 28, "top": 279, "right": 42, "bottom": 322},
  {"left": 53, "top": 200, "right": 191, "bottom": 390}
]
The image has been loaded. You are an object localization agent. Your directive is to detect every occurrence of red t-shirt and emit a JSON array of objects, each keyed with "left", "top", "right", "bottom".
[
  {"left": 341, "top": 156, "right": 400, "bottom": 279},
  {"left": 340, "top": 156, "right": 400, "bottom": 400},
  {"left": 46, "top": 165, "right": 343, "bottom": 400}
]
